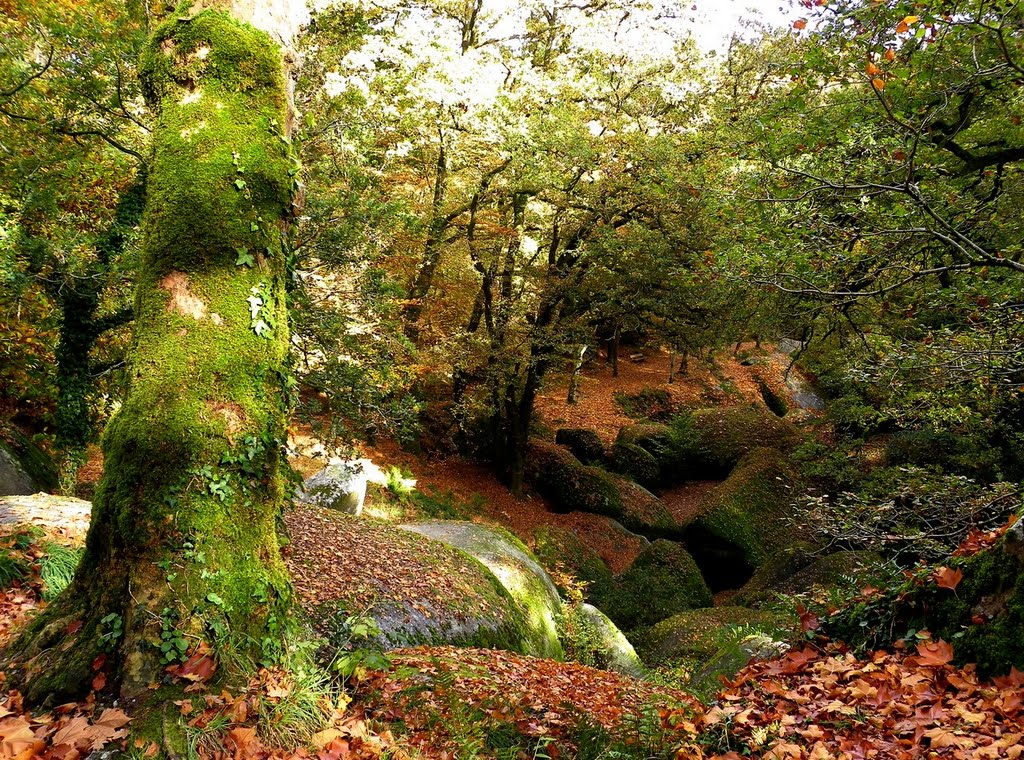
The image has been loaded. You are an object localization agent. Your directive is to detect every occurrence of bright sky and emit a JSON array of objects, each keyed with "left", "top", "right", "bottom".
[{"left": 684, "top": 0, "right": 800, "bottom": 53}]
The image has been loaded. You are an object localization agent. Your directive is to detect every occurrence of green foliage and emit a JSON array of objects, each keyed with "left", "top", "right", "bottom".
[
  {"left": 39, "top": 542, "right": 81, "bottom": 602},
  {"left": 0, "top": 551, "right": 30, "bottom": 589},
  {"left": 796, "top": 467, "right": 1020, "bottom": 565}
]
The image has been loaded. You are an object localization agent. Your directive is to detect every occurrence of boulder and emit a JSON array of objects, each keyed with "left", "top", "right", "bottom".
[
  {"left": 526, "top": 440, "right": 623, "bottom": 519},
  {"left": 616, "top": 406, "right": 802, "bottom": 485},
  {"left": 0, "top": 493, "right": 93, "bottom": 538},
  {"left": 533, "top": 525, "right": 615, "bottom": 599},
  {"left": 638, "top": 606, "right": 793, "bottom": 666},
  {"left": 682, "top": 448, "right": 805, "bottom": 580},
  {"left": 0, "top": 427, "right": 56, "bottom": 497},
  {"left": 554, "top": 428, "right": 606, "bottom": 465},
  {"left": 400, "top": 521, "right": 564, "bottom": 659},
  {"left": 298, "top": 459, "right": 369, "bottom": 515},
  {"left": 610, "top": 441, "right": 660, "bottom": 490},
  {"left": 597, "top": 539, "right": 712, "bottom": 632},
  {"left": 565, "top": 603, "right": 647, "bottom": 678},
  {"left": 285, "top": 507, "right": 549, "bottom": 658},
  {"left": 526, "top": 440, "right": 678, "bottom": 536},
  {"left": 0, "top": 445, "right": 35, "bottom": 496}
]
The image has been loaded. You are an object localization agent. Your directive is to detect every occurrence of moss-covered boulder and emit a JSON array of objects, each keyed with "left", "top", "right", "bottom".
[
  {"left": 617, "top": 480, "right": 679, "bottom": 537},
  {"left": 610, "top": 441, "right": 660, "bottom": 490},
  {"left": 616, "top": 406, "right": 803, "bottom": 486},
  {"left": 285, "top": 507, "right": 551, "bottom": 658},
  {"left": 526, "top": 440, "right": 623, "bottom": 519},
  {"left": 638, "top": 606, "right": 794, "bottom": 666},
  {"left": 533, "top": 525, "right": 615, "bottom": 599},
  {"left": 687, "top": 406, "right": 802, "bottom": 471},
  {"left": 683, "top": 448, "right": 805, "bottom": 579},
  {"left": 597, "top": 540, "right": 712, "bottom": 632},
  {"left": 400, "top": 521, "right": 564, "bottom": 659},
  {"left": 554, "top": 428, "right": 606, "bottom": 465},
  {"left": 0, "top": 426, "right": 56, "bottom": 496},
  {"left": 729, "top": 542, "right": 818, "bottom": 606},
  {"left": 577, "top": 603, "right": 647, "bottom": 678},
  {"left": 526, "top": 440, "right": 678, "bottom": 536}
]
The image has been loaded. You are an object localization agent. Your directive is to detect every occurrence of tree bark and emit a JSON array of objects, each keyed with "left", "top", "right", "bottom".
[
  {"left": 5, "top": 9, "right": 296, "bottom": 704},
  {"left": 566, "top": 344, "right": 587, "bottom": 404}
]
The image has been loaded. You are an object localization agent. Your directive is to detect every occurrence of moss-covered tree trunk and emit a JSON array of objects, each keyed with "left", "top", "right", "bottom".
[{"left": 5, "top": 9, "right": 298, "bottom": 703}]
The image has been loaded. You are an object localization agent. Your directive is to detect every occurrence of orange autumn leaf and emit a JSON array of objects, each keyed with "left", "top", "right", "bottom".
[
  {"left": 872, "top": 77, "right": 886, "bottom": 90},
  {"left": 866, "top": 62, "right": 882, "bottom": 76},
  {"left": 933, "top": 566, "right": 964, "bottom": 590},
  {"left": 917, "top": 639, "right": 954, "bottom": 667},
  {"left": 793, "top": 18, "right": 807, "bottom": 29},
  {"left": 885, "top": 48, "right": 895, "bottom": 61}
]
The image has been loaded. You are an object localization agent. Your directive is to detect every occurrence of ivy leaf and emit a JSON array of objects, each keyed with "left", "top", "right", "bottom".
[
  {"left": 207, "top": 592, "right": 224, "bottom": 606},
  {"left": 234, "top": 178, "right": 246, "bottom": 190},
  {"left": 253, "top": 319, "right": 271, "bottom": 337},
  {"left": 247, "top": 294, "right": 263, "bottom": 319},
  {"left": 235, "top": 247, "right": 254, "bottom": 267}
]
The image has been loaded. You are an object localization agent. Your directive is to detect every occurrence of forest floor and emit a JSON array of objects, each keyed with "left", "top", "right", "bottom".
[{"left": 7, "top": 346, "right": 1021, "bottom": 758}]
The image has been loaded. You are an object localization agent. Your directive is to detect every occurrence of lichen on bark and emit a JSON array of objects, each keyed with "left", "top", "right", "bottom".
[{"left": 4, "top": 9, "right": 297, "bottom": 704}]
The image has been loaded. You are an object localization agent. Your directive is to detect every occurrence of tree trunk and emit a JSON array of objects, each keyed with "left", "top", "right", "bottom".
[
  {"left": 667, "top": 352, "right": 675, "bottom": 384},
  {"left": 608, "top": 327, "right": 620, "bottom": 377},
  {"left": 5, "top": 9, "right": 296, "bottom": 704},
  {"left": 566, "top": 344, "right": 586, "bottom": 404}
]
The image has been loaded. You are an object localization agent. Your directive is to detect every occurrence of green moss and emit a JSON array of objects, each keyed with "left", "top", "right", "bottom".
[
  {"left": 596, "top": 540, "right": 712, "bottom": 633},
  {"left": 683, "top": 448, "right": 805, "bottom": 569},
  {"left": 638, "top": 606, "right": 794, "bottom": 666},
  {"left": 533, "top": 526, "right": 615, "bottom": 599},
  {"left": 526, "top": 440, "right": 624, "bottom": 519},
  {"left": 554, "top": 428, "right": 606, "bottom": 465},
  {"left": 610, "top": 441, "right": 660, "bottom": 490}
]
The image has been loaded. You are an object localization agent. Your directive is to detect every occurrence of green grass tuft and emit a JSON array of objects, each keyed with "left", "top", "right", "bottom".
[{"left": 40, "top": 543, "right": 82, "bottom": 601}]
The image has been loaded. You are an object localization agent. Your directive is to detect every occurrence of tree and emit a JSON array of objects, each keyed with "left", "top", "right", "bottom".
[
  {"left": 4, "top": 2, "right": 302, "bottom": 703},
  {"left": 719, "top": 1, "right": 1024, "bottom": 435},
  {"left": 1, "top": 0, "right": 149, "bottom": 481}
]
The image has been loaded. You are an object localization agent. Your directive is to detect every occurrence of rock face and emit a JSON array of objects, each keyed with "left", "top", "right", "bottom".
[
  {"left": 400, "top": 521, "right": 565, "bottom": 659},
  {"left": 578, "top": 603, "right": 646, "bottom": 678},
  {"left": 0, "top": 444, "right": 36, "bottom": 496},
  {"left": 298, "top": 460, "right": 369, "bottom": 515}
]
